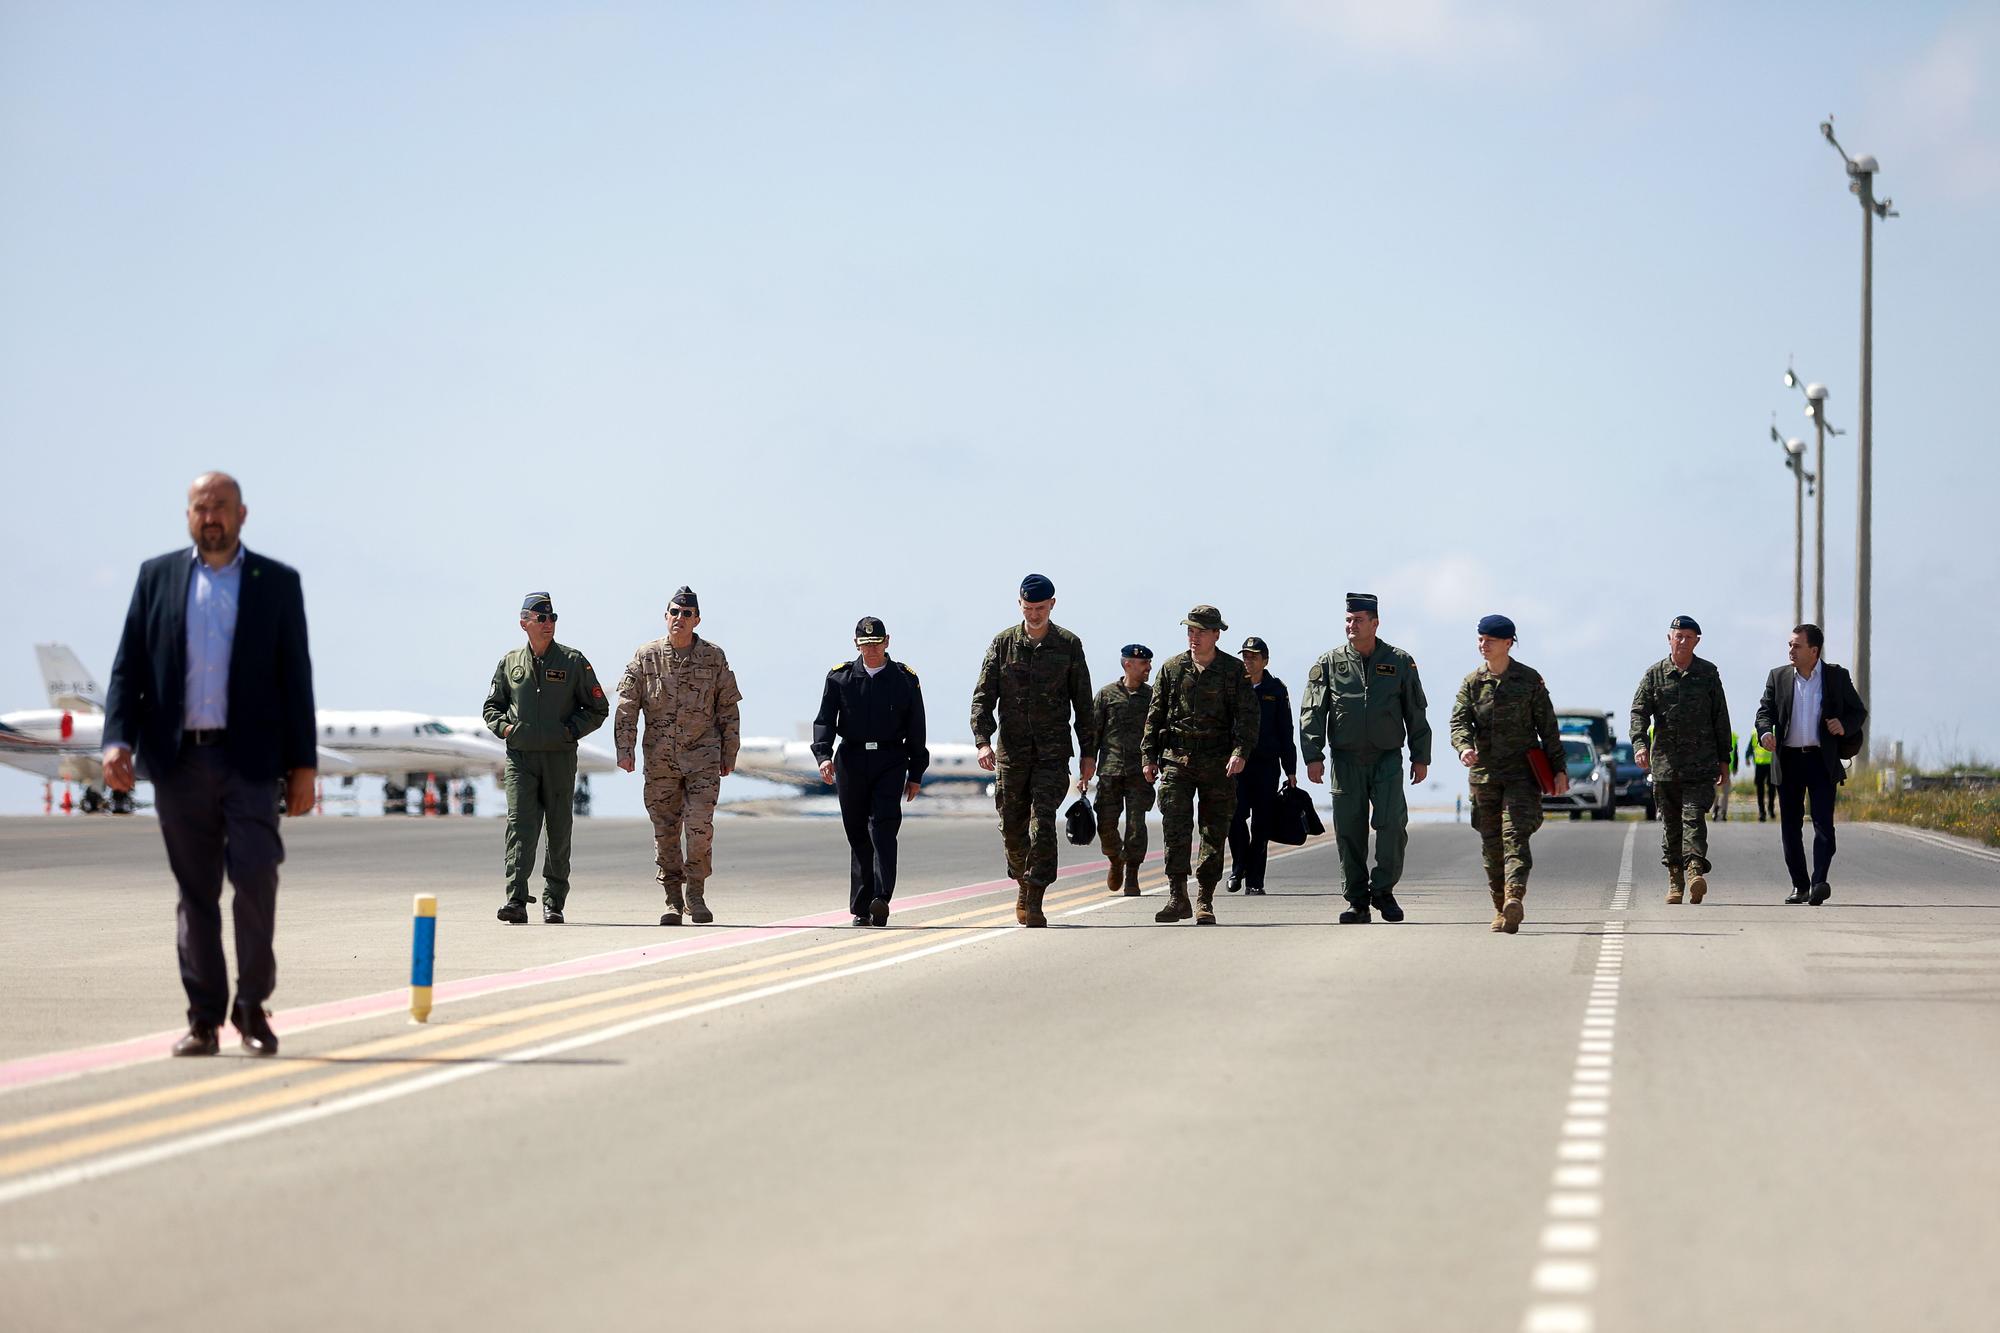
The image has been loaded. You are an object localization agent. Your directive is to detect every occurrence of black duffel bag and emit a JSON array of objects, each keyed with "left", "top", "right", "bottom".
[
  {"left": 1267, "top": 785, "right": 1325, "bottom": 846},
  {"left": 1064, "top": 795, "right": 1097, "bottom": 845}
]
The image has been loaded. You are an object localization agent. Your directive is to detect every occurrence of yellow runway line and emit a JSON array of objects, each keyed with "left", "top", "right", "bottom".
[{"left": 0, "top": 869, "right": 1160, "bottom": 1159}]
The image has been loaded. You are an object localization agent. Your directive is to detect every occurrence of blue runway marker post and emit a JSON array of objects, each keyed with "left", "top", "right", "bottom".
[{"left": 410, "top": 894, "right": 438, "bottom": 1023}]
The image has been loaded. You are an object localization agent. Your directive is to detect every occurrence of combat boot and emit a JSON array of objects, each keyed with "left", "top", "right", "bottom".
[
  {"left": 1023, "top": 883, "right": 1049, "bottom": 928},
  {"left": 1015, "top": 881, "right": 1031, "bottom": 925},
  {"left": 1195, "top": 883, "right": 1217, "bottom": 926},
  {"left": 659, "top": 883, "right": 685, "bottom": 927},
  {"left": 1338, "top": 900, "right": 1372, "bottom": 924},
  {"left": 1688, "top": 870, "right": 1707, "bottom": 904},
  {"left": 686, "top": 882, "right": 714, "bottom": 925},
  {"left": 1154, "top": 878, "right": 1193, "bottom": 923},
  {"left": 1122, "top": 864, "right": 1141, "bottom": 897},
  {"left": 1488, "top": 885, "right": 1507, "bottom": 933},
  {"left": 1106, "top": 860, "right": 1123, "bottom": 894},
  {"left": 1666, "top": 866, "right": 1684, "bottom": 905},
  {"left": 1502, "top": 885, "right": 1526, "bottom": 934},
  {"left": 496, "top": 898, "right": 528, "bottom": 925}
]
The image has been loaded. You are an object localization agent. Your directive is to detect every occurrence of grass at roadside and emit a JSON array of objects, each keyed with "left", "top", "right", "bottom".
[{"left": 1842, "top": 786, "right": 2000, "bottom": 848}]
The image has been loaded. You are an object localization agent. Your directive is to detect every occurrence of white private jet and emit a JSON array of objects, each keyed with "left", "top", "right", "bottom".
[
  {"left": 0, "top": 644, "right": 514, "bottom": 815},
  {"left": 734, "top": 736, "right": 991, "bottom": 793},
  {"left": 435, "top": 715, "right": 618, "bottom": 816}
]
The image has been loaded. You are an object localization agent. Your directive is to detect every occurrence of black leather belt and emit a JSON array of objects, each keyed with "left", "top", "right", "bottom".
[{"left": 184, "top": 728, "right": 228, "bottom": 746}]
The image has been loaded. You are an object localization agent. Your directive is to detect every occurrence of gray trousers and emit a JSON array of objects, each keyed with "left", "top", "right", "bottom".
[{"left": 152, "top": 746, "right": 285, "bottom": 1027}]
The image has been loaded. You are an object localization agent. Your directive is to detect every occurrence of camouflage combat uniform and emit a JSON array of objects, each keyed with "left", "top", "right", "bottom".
[
  {"left": 1450, "top": 660, "right": 1565, "bottom": 928},
  {"left": 969, "top": 622, "right": 1095, "bottom": 921},
  {"left": 1092, "top": 678, "right": 1154, "bottom": 894},
  {"left": 1143, "top": 651, "right": 1259, "bottom": 922},
  {"left": 614, "top": 634, "right": 743, "bottom": 919},
  {"left": 484, "top": 641, "right": 609, "bottom": 913},
  {"left": 1630, "top": 655, "right": 1732, "bottom": 892}
]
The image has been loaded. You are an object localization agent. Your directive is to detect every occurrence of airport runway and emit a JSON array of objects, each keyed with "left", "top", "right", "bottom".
[{"left": 1, "top": 814, "right": 1997, "bottom": 1332}]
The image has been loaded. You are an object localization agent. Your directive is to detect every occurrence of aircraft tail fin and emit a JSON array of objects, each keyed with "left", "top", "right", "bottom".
[{"left": 35, "top": 643, "right": 104, "bottom": 713}]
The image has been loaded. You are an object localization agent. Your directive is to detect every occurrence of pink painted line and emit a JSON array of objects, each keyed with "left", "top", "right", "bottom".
[{"left": 0, "top": 852, "right": 1152, "bottom": 1097}]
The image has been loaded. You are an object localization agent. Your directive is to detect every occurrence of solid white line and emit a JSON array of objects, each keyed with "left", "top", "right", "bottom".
[
  {"left": 1865, "top": 822, "right": 2000, "bottom": 865},
  {"left": 0, "top": 924, "right": 1019, "bottom": 1208}
]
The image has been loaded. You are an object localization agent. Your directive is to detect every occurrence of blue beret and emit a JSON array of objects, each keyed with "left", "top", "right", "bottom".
[
  {"left": 1019, "top": 573, "right": 1055, "bottom": 601},
  {"left": 521, "top": 591, "right": 554, "bottom": 615},
  {"left": 1121, "top": 643, "right": 1153, "bottom": 660},
  {"left": 1668, "top": 614, "right": 1701, "bottom": 633},
  {"left": 1477, "top": 614, "right": 1517, "bottom": 639}
]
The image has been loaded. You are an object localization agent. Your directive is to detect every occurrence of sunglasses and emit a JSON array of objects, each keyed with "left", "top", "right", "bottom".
[
  {"left": 527, "top": 612, "right": 557, "bottom": 624},
  {"left": 667, "top": 608, "right": 697, "bottom": 619}
]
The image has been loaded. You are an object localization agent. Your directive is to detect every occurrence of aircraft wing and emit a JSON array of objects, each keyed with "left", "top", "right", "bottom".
[{"left": 314, "top": 745, "right": 362, "bottom": 776}]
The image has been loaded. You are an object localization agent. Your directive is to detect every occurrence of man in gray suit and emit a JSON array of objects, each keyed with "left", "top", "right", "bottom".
[{"left": 1753, "top": 623, "right": 1868, "bottom": 905}]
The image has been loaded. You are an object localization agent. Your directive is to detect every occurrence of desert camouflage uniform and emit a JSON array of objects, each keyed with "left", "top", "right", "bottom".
[
  {"left": 614, "top": 635, "right": 742, "bottom": 908},
  {"left": 1450, "top": 661, "right": 1565, "bottom": 906}
]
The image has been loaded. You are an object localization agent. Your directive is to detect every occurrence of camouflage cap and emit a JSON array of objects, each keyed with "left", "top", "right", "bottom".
[
  {"left": 669, "top": 586, "right": 699, "bottom": 610},
  {"left": 1182, "top": 604, "right": 1228, "bottom": 632},
  {"left": 1240, "top": 636, "right": 1269, "bottom": 656},
  {"left": 854, "top": 616, "right": 887, "bottom": 644}
]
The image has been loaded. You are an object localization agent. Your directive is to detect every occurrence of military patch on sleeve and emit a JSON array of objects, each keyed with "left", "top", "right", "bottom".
[
  {"left": 1375, "top": 663, "right": 1398, "bottom": 676},
  {"left": 546, "top": 668, "right": 569, "bottom": 682},
  {"left": 1308, "top": 664, "right": 1323, "bottom": 683},
  {"left": 592, "top": 686, "right": 604, "bottom": 699}
]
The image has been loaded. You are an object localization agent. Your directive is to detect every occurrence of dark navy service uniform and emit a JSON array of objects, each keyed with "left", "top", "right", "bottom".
[
  {"left": 812, "top": 650, "right": 930, "bottom": 921},
  {"left": 1228, "top": 659, "right": 1297, "bottom": 893}
]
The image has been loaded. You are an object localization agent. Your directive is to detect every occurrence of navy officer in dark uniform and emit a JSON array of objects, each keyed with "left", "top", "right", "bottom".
[
  {"left": 1227, "top": 636, "right": 1298, "bottom": 895},
  {"left": 813, "top": 617, "right": 930, "bottom": 926}
]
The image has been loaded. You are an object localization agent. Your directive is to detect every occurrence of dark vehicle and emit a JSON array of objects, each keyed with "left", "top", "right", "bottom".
[
  {"left": 1612, "top": 741, "right": 1656, "bottom": 820},
  {"left": 1556, "top": 710, "right": 1615, "bottom": 757}
]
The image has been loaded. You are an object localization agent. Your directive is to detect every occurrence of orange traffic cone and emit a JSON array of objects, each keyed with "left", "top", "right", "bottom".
[
  {"left": 422, "top": 775, "right": 437, "bottom": 815},
  {"left": 60, "top": 785, "right": 73, "bottom": 814}
]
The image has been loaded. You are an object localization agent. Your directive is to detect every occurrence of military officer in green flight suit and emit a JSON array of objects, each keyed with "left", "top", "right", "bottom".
[
  {"left": 484, "top": 591, "right": 610, "bottom": 924},
  {"left": 1299, "top": 593, "right": 1433, "bottom": 925}
]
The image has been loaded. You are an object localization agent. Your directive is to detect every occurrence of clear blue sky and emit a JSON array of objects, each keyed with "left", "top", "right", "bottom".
[{"left": 4, "top": 2, "right": 1996, "bottom": 817}]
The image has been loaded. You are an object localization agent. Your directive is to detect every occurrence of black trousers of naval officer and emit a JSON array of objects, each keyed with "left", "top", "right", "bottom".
[
  {"left": 813, "top": 654, "right": 929, "bottom": 919},
  {"left": 837, "top": 745, "right": 908, "bottom": 916}
]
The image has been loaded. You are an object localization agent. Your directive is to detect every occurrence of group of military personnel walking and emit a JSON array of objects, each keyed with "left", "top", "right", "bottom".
[{"left": 482, "top": 574, "right": 1867, "bottom": 933}]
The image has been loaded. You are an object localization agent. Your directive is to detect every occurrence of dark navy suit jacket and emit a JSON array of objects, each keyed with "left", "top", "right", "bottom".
[{"left": 104, "top": 546, "right": 317, "bottom": 782}]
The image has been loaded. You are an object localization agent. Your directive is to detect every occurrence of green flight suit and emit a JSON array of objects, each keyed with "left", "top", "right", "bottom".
[
  {"left": 484, "top": 640, "right": 610, "bottom": 909},
  {"left": 1299, "top": 638, "right": 1432, "bottom": 907}
]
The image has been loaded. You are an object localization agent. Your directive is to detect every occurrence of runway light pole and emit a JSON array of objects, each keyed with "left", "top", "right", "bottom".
[
  {"left": 1783, "top": 362, "right": 1843, "bottom": 626},
  {"left": 1770, "top": 422, "right": 1816, "bottom": 626},
  {"left": 1821, "top": 115, "right": 1896, "bottom": 720}
]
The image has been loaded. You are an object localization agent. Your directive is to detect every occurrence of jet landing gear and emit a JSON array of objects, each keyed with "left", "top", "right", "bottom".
[
  {"left": 458, "top": 781, "right": 477, "bottom": 816},
  {"left": 573, "top": 775, "right": 591, "bottom": 817}
]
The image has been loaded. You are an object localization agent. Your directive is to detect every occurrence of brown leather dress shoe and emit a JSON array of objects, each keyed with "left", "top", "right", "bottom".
[
  {"left": 172, "top": 1024, "right": 219, "bottom": 1057},
  {"left": 232, "top": 1002, "right": 279, "bottom": 1057}
]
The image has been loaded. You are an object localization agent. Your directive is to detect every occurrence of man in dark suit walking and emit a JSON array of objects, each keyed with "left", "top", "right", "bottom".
[
  {"left": 103, "top": 472, "right": 317, "bottom": 1056},
  {"left": 1753, "top": 623, "right": 1867, "bottom": 906}
]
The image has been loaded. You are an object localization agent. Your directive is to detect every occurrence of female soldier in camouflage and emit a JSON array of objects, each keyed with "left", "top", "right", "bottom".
[{"left": 1449, "top": 615, "right": 1569, "bottom": 934}]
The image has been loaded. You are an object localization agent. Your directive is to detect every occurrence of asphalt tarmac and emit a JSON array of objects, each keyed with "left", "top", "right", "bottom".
[{"left": 2, "top": 813, "right": 1997, "bottom": 1332}]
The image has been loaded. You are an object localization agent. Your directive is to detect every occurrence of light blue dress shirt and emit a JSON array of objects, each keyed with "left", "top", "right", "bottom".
[{"left": 184, "top": 545, "right": 244, "bottom": 730}]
